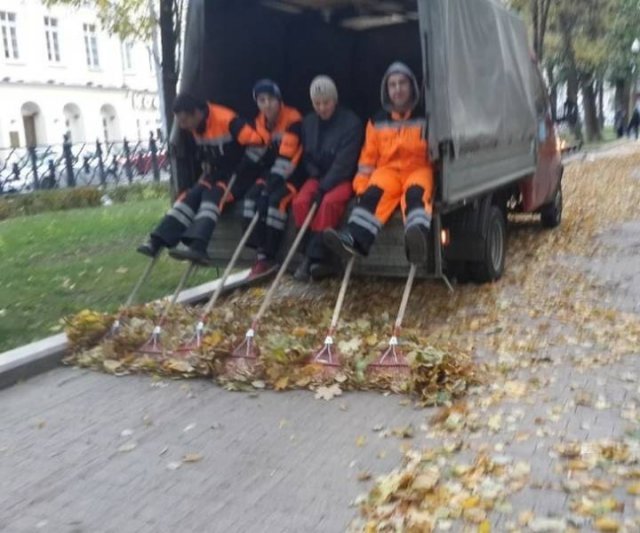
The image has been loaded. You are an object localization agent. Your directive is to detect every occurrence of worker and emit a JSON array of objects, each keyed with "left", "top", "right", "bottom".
[
  {"left": 242, "top": 84, "right": 305, "bottom": 278},
  {"left": 137, "top": 85, "right": 298, "bottom": 266},
  {"left": 291, "top": 75, "right": 363, "bottom": 281},
  {"left": 323, "top": 62, "right": 434, "bottom": 265}
]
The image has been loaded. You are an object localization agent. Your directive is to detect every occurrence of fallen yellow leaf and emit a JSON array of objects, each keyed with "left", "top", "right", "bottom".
[
  {"left": 594, "top": 516, "right": 620, "bottom": 532},
  {"left": 628, "top": 483, "right": 640, "bottom": 495}
]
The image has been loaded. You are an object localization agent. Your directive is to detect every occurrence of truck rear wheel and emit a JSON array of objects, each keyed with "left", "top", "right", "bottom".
[
  {"left": 540, "top": 181, "right": 563, "bottom": 229},
  {"left": 470, "top": 205, "right": 506, "bottom": 283}
]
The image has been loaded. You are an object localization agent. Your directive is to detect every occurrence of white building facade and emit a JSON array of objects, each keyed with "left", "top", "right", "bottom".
[{"left": 0, "top": 0, "right": 161, "bottom": 148}]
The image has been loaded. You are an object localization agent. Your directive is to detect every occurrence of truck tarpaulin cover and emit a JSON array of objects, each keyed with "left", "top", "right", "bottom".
[{"left": 420, "top": 0, "right": 538, "bottom": 159}]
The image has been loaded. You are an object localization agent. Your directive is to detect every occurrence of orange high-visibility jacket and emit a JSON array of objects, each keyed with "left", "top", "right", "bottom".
[
  {"left": 245, "top": 104, "right": 304, "bottom": 186},
  {"left": 264, "top": 104, "right": 304, "bottom": 188},
  {"left": 191, "top": 102, "right": 268, "bottom": 175},
  {"left": 353, "top": 109, "right": 431, "bottom": 195}
]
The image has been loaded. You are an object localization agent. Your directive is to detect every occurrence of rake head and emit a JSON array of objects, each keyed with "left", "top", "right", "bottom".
[
  {"left": 138, "top": 325, "right": 165, "bottom": 356},
  {"left": 173, "top": 320, "right": 206, "bottom": 356},
  {"left": 109, "top": 319, "right": 122, "bottom": 337},
  {"left": 103, "top": 316, "right": 130, "bottom": 341},
  {"left": 226, "top": 328, "right": 260, "bottom": 375},
  {"left": 309, "top": 335, "right": 343, "bottom": 378},
  {"left": 366, "top": 336, "right": 411, "bottom": 379}
]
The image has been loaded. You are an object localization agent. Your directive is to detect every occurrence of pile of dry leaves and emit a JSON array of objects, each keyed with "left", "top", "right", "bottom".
[{"left": 64, "top": 287, "right": 481, "bottom": 406}]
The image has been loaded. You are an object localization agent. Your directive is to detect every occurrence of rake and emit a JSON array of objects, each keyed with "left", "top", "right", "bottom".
[
  {"left": 366, "top": 263, "right": 417, "bottom": 378},
  {"left": 137, "top": 173, "right": 239, "bottom": 355},
  {"left": 308, "top": 256, "right": 355, "bottom": 373},
  {"left": 108, "top": 253, "right": 160, "bottom": 337},
  {"left": 228, "top": 202, "right": 318, "bottom": 374},
  {"left": 178, "top": 209, "right": 261, "bottom": 353},
  {"left": 138, "top": 262, "right": 198, "bottom": 355}
]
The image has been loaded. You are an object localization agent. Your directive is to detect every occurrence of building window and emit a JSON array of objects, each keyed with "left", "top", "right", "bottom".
[
  {"left": 83, "top": 23, "right": 99, "bottom": 68},
  {"left": 44, "top": 16, "right": 61, "bottom": 63},
  {"left": 0, "top": 11, "right": 19, "bottom": 60},
  {"left": 122, "top": 41, "right": 133, "bottom": 71}
]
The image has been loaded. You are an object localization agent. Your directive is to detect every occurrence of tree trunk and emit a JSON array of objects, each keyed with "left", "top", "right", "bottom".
[
  {"left": 559, "top": 13, "right": 584, "bottom": 143},
  {"left": 614, "top": 79, "right": 628, "bottom": 111},
  {"left": 614, "top": 78, "right": 630, "bottom": 128},
  {"left": 597, "top": 78, "right": 604, "bottom": 129},
  {"left": 160, "top": 0, "right": 178, "bottom": 136},
  {"left": 582, "top": 80, "right": 602, "bottom": 142},
  {"left": 531, "top": 0, "right": 539, "bottom": 57},
  {"left": 547, "top": 66, "right": 558, "bottom": 120}
]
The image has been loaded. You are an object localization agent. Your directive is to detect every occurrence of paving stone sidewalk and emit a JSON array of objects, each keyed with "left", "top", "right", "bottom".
[{"left": 1, "top": 181, "right": 639, "bottom": 532}]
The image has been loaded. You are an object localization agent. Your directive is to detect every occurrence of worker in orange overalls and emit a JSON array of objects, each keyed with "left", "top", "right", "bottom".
[
  {"left": 137, "top": 85, "right": 299, "bottom": 267},
  {"left": 323, "top": 62, "right": 434, "bottom": 265},
  {"left": 242, "top": 82, "right": 305, "bottom": 278}
]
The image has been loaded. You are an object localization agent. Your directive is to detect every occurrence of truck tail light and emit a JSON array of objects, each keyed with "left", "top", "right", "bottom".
[{"left": 440, "top": 229, "right": 450, "bottom": 246}]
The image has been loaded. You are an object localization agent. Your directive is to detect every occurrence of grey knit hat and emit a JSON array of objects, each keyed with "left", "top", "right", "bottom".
[{"left": 309, "top": 75, "right": 338, "bottom": 102}]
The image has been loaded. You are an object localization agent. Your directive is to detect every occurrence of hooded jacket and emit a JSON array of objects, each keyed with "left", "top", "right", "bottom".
[{"left": 353, "top": 62, "right": 430, "bottom": 194}]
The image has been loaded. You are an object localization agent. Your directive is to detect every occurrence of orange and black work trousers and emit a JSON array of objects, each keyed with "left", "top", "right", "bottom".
[
  {"left": 243, "top": 178, "right": 297, "bottom": 259},
  {"left": 151, "top": 163, "right": 262, "bottom": 252},
  {"left": 346, "top": 166, "right": 434, "bottom": 255}
]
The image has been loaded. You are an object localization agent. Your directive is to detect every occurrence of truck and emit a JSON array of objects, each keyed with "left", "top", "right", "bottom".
[{"left": 172, "top": 0, "right": 564, "bottom": 285}]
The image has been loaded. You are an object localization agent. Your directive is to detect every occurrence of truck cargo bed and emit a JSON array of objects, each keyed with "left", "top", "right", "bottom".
[{"left": 207, "top": 205, "right": 431, "bottom": 279}]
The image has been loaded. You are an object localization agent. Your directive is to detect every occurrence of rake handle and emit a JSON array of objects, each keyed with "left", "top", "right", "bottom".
[
  {"left": 328, "top": 256, "right": 355, "bottom": 331},
  {"left": 253, "top": 202, "right": 319, "bottom": 326},
  {"left": 217, "top": 172, "right": 238, "bottom": 210},
  {"left": 159, "top": 262, "right": 197, "bottom": 325},
  {"left": 393, "top": 263, "right": 417, "bottom": 333},
  {"left": 124, "top": 253, "right": 160, "bottom": 308},
  {"left": 201, "top": 210, "right": 260, "bottom": 318}
]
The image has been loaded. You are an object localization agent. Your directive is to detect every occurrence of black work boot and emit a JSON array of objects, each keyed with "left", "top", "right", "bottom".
[
  {"left": 309, "top": 261, "right": 339, "bottom": 281},
  {"left": 293, "top": 257, "right": 311, "bottom": 282},
  {"left": 169, "top": 243, "right": 214, "bottom": 267},
  {"left": 323, "top": 229, "right": 359, "bottom": 262},
  {"left": 137, "top": 237, "right": 163, "bottom": 258},
  {"left": 404, "top": 225, "right": 429, "bottom": 265}
]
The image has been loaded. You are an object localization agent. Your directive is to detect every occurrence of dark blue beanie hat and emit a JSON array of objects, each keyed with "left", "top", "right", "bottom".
[{"left": 252, "top": 79, "right": 282, "bottom": 101}]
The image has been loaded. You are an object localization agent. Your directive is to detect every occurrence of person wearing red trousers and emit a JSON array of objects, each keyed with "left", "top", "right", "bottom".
[{"left": 291, "top": 76, "right": 363, "bottom": 281}]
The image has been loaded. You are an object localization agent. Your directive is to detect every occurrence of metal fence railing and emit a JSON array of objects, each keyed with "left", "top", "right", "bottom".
[{"left": 0, "top": 133, "right": 170, "bottom": 195}]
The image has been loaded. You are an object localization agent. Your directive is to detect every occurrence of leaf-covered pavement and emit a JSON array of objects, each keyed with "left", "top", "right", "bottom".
[
  {"left": 61, "top": 150, "right": 640, "bottom": 531},
  {"left": 347, "top": 152, "right": 640, "bottom": 531}
]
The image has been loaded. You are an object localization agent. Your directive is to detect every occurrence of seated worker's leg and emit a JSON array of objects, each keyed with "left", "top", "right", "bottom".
[
  {"left": 137, "top": 184, "right": 204, "bottom": 258},
  {"left": 173, "top": 158, "right": 265, "bottom": 266},
  {"left": 307, "top": 181, "right": 353, "bottom": 281},
  {"left": 324, "top": 168, "right": 402, "bottom": 260},
  {"left": 230, "top": 156, "right": 269, "bottom": 203},
  {"left": 291, "top": 178, "right": 319, "bottom": 281},
  {"left": 173, "top": 178, "right": 226, "bottom": 265},
  {"left": 253, "top": 182, "right": 296, "bottom": 277},
  {"left": 243, "top": 179, "right": 268, "bottom": 258},
  {"left": 401, "top": 166, "right": 434, "bottom": 264}
]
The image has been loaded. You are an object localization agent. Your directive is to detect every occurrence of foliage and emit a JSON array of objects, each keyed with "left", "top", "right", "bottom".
[
  {"left": 43, "top": 0, "right": 155, "bottom": 42},
  {"left": 0, "top": 183, "right": 169, "bottom": 221},
  {"left": 45, "top": 0, "right": 185, "bottom": 135},
  {"left": 0, "top": 187, "right": 103, "bottom": 220}
]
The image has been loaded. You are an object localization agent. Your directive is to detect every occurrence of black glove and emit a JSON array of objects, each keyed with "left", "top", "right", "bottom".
[
  {"left": 266, "top": 174, "right": 287, "bottom": 197},
  {"left": 313, "top": 186, "right": 326, "bottom": 206}
]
